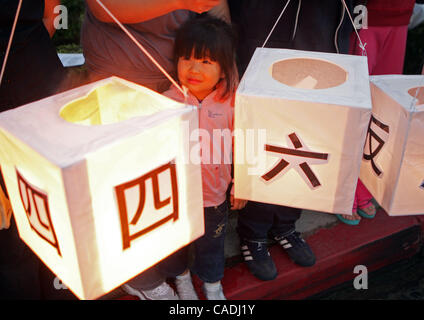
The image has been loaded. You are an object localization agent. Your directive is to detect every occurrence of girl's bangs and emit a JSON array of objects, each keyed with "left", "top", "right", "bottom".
[{"left": 179, "top": 33, "right": 220, "bottom": 61}]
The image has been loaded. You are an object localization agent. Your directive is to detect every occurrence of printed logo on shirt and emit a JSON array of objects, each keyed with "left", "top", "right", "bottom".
[
  {"left": 208, "top": 110, "right": 223, "bottom": 118},
  {"left": 115, "top": 160, "right": 179, "bottom": 250},
  {"left": 17, "top": 169, "right": 61, "bottom": 256},
  {"left": 262, "top": 132, "right": 329, "bottom": 189}
]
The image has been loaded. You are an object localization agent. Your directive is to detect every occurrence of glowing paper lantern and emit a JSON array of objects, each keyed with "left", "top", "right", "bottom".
[
  {"left": 234, "top": 48, "right": 372, "bottom": 215},
  {"left": 359, "top": 75, "right": 424, "bottom": 216},
  {"left": 0, "top": 77, "right": 204, "bottom": 299}
]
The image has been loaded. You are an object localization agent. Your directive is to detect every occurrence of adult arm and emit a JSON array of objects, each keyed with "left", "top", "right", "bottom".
[
  {"left": 208, "top": 0, "right": 231, "bottom": 22},
  {"left": 86, "top": 0, "right": 221, "bottom": 23},
  {"left": 43, "top": 0, "right": 61, "bottom": 38}
]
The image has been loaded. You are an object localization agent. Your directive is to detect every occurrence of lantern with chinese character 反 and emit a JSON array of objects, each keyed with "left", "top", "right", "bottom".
[
  {"left": 234, "top": 48, "right": 372, "bottom": 215},
  {"left": 359, "top": 75, "right": 424, "bottom": 216},
  {"left": 0, "top": 77, "right": 204, "bottom": 299}
]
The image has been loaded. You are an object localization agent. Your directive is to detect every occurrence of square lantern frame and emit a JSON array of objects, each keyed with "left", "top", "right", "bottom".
[
  {"left": 0, "top": 77, "right": 204, "bottom": 299},
  {"left": 234, "top": 48, "right": 372, "bottom": 215}
]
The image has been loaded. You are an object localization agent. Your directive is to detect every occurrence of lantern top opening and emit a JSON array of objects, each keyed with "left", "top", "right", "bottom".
[
  {"left": 0, "top": 77, "right": 191, "bottom": 168},
  {"left": 271, "top": 58, "right": 348, "bottom": 90},
  {"left": 237, "top": 48, "right": 371, "bottom": 110},
  {"left": 60, "top": 81, "right": 174, "bottom": 126},
  {"left": 370, "top": 75, "right": 424, "bottom": 111}
]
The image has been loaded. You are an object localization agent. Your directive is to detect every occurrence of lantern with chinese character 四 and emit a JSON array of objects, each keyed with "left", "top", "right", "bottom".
[
  {"left": 359, "top": 75, "right": 424, "bottom": 216},
  {"left": 234, "top": 48, "right": 372, "bottom": 215},
  {"left": 0, "top": 77, "right": 204, "bottom": 299}
]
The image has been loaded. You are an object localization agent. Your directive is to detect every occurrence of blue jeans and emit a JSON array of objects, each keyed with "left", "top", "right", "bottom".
[
  {"left": 191, "top": 200, "right": 229, "bottom": 283},
  {"left": 128, "top": 200, "right": 229, "bottom": 288}
]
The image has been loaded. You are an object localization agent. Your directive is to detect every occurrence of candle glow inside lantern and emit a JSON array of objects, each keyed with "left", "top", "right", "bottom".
[
  {"left": 234, "top": 48, "right": 372, "bottom": 215},
  {"left": 359, "top": 75, "right": 424, "bottom": 216},
  {"left": 0, "top": 77, "right": 204, "bottom": 299}
]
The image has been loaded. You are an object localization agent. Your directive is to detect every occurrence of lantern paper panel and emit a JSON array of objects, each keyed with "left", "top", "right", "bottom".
[
  {"left": 0, "top": 77, "right": 204, "bottom": 299},
  {"left": 359, "top": 75, "right": 424, "bottom": 216},
  {"left": 234, "top": 48, "right": 372, "bottom": 215}
]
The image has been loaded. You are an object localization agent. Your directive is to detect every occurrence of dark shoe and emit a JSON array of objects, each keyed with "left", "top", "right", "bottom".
[
  {"left": 240, "top": 239, "right": 277, "bottom": 281},
  {"left": 274, "top": 231, "right": 316, "bottom": 267}
]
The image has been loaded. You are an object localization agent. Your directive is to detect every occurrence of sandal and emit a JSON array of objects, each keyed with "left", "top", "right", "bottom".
[
  {"left": 336, "top": 211, "right": 361, "bottom": 226},
  {"left": 357, "top": 200, "right": 376, "bottom": 219}
]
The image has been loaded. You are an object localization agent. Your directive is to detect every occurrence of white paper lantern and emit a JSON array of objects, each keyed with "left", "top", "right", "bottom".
[
  {"left": 234, "top": 48, "right": 372, "bottom": 215},
  {"left": 360, "top": 75, "right": 424, "bottom": 216},
  {"left": 0, "top": 77, "right": 204, "bottom": 299}
]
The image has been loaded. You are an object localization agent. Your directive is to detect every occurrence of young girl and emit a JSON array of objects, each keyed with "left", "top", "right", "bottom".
[{"left": 163, "top": 14, "right": 246, "bottom": 300}]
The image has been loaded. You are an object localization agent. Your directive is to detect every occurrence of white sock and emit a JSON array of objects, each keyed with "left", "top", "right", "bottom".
[
  {"left": 176, "top": 271, "right": 191, "bottom": 281},
  {"left": 204, "top": 281, "right": 221, "bottom": 290},
  {"left": 203, "top": 281, "right": 226, "bottom": 300}
]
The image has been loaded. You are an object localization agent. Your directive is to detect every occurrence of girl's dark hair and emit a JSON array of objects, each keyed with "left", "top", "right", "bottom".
[{"left": 174, "top": 14, "right": 237, "bottom": 99}]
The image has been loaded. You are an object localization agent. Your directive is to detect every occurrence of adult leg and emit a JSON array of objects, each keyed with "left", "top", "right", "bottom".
[
  {"left": 237, "top": 201, "right": 276, "bottom": 241},
  {"left": 237, "top": 201, "right": 277, "bottom": 281},
  {"left": 372, "top": 26, "right": 408, "bottom": 75},
  {"left": 269, "top": 205, "right": 301, "bottom": 238},
  {"left": 270, "top": 205, "right": 315, "bottom": 267}
]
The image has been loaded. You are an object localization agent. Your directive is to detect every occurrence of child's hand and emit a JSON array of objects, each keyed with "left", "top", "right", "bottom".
[{"left": 230, "top": 195, "right": 247, "bottom": 211}]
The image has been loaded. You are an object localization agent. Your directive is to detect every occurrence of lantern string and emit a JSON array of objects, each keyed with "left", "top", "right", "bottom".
[
  {"left": 0, "top": 0, "right": 23, "bottom": 87},
  {"left": 262, "top": 0, "right": 292, "bottom": 48},
  {"left": 340, "top": 0, "right": 367, "bottom": 57},
  {"left": 95, "top": 0, "right": 187, "bottom": 99},
  {"left": 410, "top": 76, "right": 424, "bottom": 112}
]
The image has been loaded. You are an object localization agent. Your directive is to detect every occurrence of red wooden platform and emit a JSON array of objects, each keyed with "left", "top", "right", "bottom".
[
  {"left": 119, "top": 209, "right": 424, "bottom": 300},
  {"left": 220, "top": 209, "right": 424, "bottom": 300}
]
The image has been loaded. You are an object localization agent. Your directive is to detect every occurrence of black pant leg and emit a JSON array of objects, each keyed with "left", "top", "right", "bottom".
[
  {"left": 237, "top": 201, "right": 276, "bottom": 241},
  {"left": 269, "top": 205, "right": 302, "bottom": 238}
]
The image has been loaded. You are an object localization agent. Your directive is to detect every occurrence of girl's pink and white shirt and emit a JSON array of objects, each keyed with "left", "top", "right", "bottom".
[{"left": 163, "top": 85, "right": 233, "bottom": 208}]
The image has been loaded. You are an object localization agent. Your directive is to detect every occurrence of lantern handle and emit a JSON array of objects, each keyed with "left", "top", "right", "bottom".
[
  {"left": 95, "top": 0, "right": 188, "bottom": 99},
  {"left": 340, "top": 0, "right": 367, "bottom": 57},
  {"left": 262, "top": 0, "right": 292, "bottom": 48},
  {"left": 410, "top": 77, "right": 424, "bottom": 112},
  {"left": 262, "top": 0, "right": 367, "bottom": 57},
  {"left": 0, "top": 0, "right": 23, "bottom": 87}
]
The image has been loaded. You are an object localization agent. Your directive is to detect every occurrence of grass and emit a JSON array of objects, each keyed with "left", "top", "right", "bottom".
[{"left": 56, "top": 43, "right": 83, "bottom": 53}]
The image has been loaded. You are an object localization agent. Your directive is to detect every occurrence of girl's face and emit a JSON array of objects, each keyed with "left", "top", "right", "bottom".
[{"left": 177, "top": 52, "right": 223, "bottom": 101}]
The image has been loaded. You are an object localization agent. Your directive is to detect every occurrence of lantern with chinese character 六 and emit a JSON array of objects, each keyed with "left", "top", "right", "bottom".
[
  {"left": 234, "top": 48, "right": 372, "bottom": 215},
  {"left": 359, "top": 75, "right": 424, "bottom": 216},
  {"left": 0, "top": 77, "right": 204, "bottom": 299}
]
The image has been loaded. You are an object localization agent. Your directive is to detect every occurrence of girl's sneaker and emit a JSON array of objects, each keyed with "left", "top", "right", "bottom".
[
  {"left": 122, "top": 282, "right": 179, "bottom": 300},
  {"left": 203, "top": 281, "right": 226, "bottom": 300}
]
